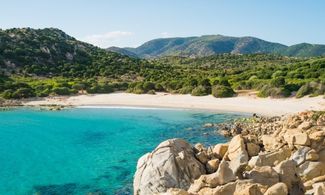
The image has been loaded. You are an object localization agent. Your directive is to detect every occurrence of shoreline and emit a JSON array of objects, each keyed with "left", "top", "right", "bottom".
[{"left": 22, "top": 92, "right": 325, "bottom": 116}]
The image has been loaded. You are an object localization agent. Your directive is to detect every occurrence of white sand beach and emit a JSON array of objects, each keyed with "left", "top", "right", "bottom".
[{"left": 23, "top": 92, "right": 325, "bottom": 116}]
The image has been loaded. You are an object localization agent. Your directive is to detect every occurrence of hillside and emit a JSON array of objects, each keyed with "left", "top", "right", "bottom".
[
  {"left": 0, "top": 28, "right": 324, "bottom": 100},
  {"left": 106, "top": 46, "right": 138, "bottom": 58},
  {"left": 111, "top": 35, "right": 325, "bottom": 58},
  {"left": 0, "top": 27, "right": 142, "bottom": 77}
]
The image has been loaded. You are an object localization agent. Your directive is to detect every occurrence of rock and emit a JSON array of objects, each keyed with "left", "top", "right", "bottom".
[
  {"left": 227, "top": 135, "right": 249, "bottom": 162},
  {"left": 310, "top": 131, "right": 325, "bottom": 143},
  {"left": 274, "top": 160, "right": 301, "bottom": 192},
  {"left": 317, "top": 114, "right": 325, "bottom": 126},
  {"left": 264, "top": 183, "right": 288, "bottom": 195},
  {"left": 284, "top": 132, "right": 310, "bottom": 146},
  {"left": 261, "top": 135, "right": 281, "bottom": 151},
  {"left": 194, "top": 143, "right": 205, "bottom": 152},
  {"left": 188, "top": 160, "right": 236, "bottom": 193},
  {"left": 244, "top": 166, "right": 279, "bottom": 186},
  {"left": 219, "top": 129, "right": 231, "bottom": 137},
  {"left": 248, "top": 147, "right": 291, "bottom": 167},
  {"left": 298, "top": 161, "right": 325, "bottom": 182},
  {"left": 133, "top": 139, "right": 206, "bottom": 195},
  {"left": 298, "top": 121, "right": 313, "bottom": 130},
  {"left": 304, "top": 175, "right": 325, "bottom": 190},
  {"left": 306, "top": 149, "right": 319, "bottom": 161},
  {"left": 286, "top": 115, "right": 302, "bottom": 129},
  {"left": 246, "top": 143, "right": 260, "bottom": 157},
  {"left": 212, "top": 143, "right": 228, "bottom": 159},
  {"left": 319, "top": 149, "right": 325, "bottom": 162},
  {"left": 203, "top": 123, "right": 214, "bottom": 128},
  {"left": 312, "top": 182, "right": 325, "bottom": 195},
  {"left": 158, "top": 188, "right": 189, "bottom": 195},
  {"left": 195, "top": 151, "right": 208, "bottom": 164},
  {"left": 290, "top": 146, "right": 311, "bottom": 165},
  {"left": 202, "top": 180, "right": 265, "bottom": 195},
  {"left": 206, "top": 159, "right": 220, "bottom": 173}
]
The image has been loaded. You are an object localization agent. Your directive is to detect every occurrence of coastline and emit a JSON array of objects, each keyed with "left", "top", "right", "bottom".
[{"left": 22, "top": 92, "right": 325, "bottom": 116}]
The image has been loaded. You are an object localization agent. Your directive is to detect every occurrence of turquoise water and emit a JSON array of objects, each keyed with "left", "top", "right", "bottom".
[{"left": 0, "top": 107, "right": 244, "bottom": 195}]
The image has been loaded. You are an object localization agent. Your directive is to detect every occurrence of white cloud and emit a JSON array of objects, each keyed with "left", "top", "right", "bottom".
[
  {"left": 82, "top": 31, "right": 134, "bottom": 48},
  {"left": 160, "top": 32, "right": 172, "bottom": 38}
]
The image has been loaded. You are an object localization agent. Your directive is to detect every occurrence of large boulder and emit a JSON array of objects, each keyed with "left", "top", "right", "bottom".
[
  {"left": 244, "top": 166, "right": 279, "bottom": 186},
  {"left": 298, "top": 161, "right": 325, "bottom": 182},
  {"left": 198, "top": 180, "right": 265, "bottom": 195},
  {"left": 248, "top": 147, "right": 291, "bottom": 167},
  {"left": 274, "top": 160, "right": 303, "bottom": 194},
  {"left": 261, "top": 135, "right": 282, "bottom": 151},
  {"left": 264, "top": 183, "right": 288, "bottom": 195},
  {"left": 284, "top": 132, "right": 310, "bottom": 146},
  {"left": 188, "top": 160, "right": 236, "bottom": 193},
  {"left": 246, "top": 143, "right": 260, "bottom": 157},
  {"left": 227, "top": 135, "right": 248, "bottom": 162},
  {"left": 158, "top": 188, "right": 189, "bottom": 195},
  {"left": 206, "top": 159, "right": 220, "bottom": 173},
  {"left": 213, "top": 143, "right": 228, "bottom": 159},
  {"left": 290, "top": 147, "right": 311, "bottom": 166},
  {"left": 133, "top": 139, "right": 206, "bottom": 195}
]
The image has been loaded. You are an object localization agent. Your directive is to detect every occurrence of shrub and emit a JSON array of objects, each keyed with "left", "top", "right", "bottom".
[
  {"left": 219, "top": 78, "right": 231, "bottom": 87},
  {"left": 270, "top": 77, "right": 285, "bottom": 87},
  {"left": 178, "top": 86, "right": 193, "bottom": 94},
  {"left": 258, "top": 85, "right": 291, "bottom": 98},
  {"left": 191, "top": 85, "right": 209, "bottom": 96},
  {"left": 147, "top": 90, "right": 156, "bottom": 95},
  {"left": 1, "top": 89, "right": 14, "bottom": 99},
  {"left": 143, "top": 82, "right": 155, "bottom": 91},
  {"left": 11, "top": 87, "right": 35, "bottom": 99},
  {"left": 296, "top": 84, "right": 312, "bottom": 98},
  {"left": 52, "top": 87, "right": 71, "bottom": 95},
  {"left": 211, "top": 85, "right": 235, "bottom": 98}
]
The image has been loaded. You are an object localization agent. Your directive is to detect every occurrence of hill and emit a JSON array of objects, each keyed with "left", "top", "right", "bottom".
[
  {"left": 111, "top": 35, "right": 325, "bottom": 58},
  {"left": 0, "top": 27, "right": 141, "bottom": 77},
  {"left": 0, "top": 28, "right": 323, "bottom": 100}
]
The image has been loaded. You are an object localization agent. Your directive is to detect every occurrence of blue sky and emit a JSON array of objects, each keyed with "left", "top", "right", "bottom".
[{"left": 0, "top": 0, "right": 324, "bottom": 48}]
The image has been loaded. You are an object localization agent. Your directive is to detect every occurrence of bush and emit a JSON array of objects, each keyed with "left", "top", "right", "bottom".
[
  {"left": 296, "top": 84, "right": 312, "bottom": 98},
  {"left": 219, "top": 78, "right": 231, "bottom": 87},
  {"left": 147, "top": 90, "right": 156, "bottom": 95},
  {"left": 258, "top": 85, "right": 291, "bottom": 98},
  {"left": 11, "top": 87, "right": 35, "bottom": 99},
  {"left": 143, "top": 82, "right": 155, "bottom": 91},
  {"left": 52, "top": 87, "right": 71, "bottom": 95},
  {"left": 178, "top": 86, "right": 193, "bottom": 94},
  {"left": 270, "top": 77, "right": 285, "bottom": 87},
  {"left": 211, "top": 85, "right": 235, "bottom": 98},
  {"left": 1, "top": 89, "right": 14, "bottom": 99},
  {"left": 191, "top": 85, "right": 209, "bottom": 96}
]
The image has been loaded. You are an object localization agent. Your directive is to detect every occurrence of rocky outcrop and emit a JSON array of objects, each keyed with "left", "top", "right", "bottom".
[
  {"left": 133, "top": 139, "right": 205, "bottom": 195},
  {"left": 134, "top": 111, "right": 325, "bottom": 195}
]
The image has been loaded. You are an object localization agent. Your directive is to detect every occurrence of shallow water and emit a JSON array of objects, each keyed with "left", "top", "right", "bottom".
[{"left": 0, "top": 107, "right": 245, "bottom": 195}]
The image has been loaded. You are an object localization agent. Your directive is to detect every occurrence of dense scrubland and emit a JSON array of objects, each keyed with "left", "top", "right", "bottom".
[{"left": 0, "top": 28, "right": 324, "bottom": 100}]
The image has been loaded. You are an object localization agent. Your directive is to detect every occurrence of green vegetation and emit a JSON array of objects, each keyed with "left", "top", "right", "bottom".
[
  {"left": 212, "top": 85, "right": 235, "bottom": 98},
  {"left": 111, "top": 35, "right": 325, "bottom": 58},
  {"left": 0, "top": 28, "right": 324, "bottom": 100}
]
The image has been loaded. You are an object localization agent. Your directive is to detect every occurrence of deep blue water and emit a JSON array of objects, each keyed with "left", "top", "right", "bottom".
[{"left": 0, "top": 107, "right": 244, "bottom": 195}]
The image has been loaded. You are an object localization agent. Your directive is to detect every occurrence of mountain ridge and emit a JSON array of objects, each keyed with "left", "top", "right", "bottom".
[{"left": 107, "top": 34, "right": 325, "bottom": 58}]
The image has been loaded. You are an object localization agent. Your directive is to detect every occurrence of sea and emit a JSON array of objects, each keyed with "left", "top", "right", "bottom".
[{"left": 0, "top": 107, "right": 246, "bottom": 195}]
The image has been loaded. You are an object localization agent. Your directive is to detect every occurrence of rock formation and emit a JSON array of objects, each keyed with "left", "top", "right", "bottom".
[{"left": 134, "top": 111, "right": 325, "bottom": 195}]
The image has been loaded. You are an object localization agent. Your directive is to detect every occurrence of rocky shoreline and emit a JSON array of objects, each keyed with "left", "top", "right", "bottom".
[{"left": 134, "top": 111, "right": 325, "bottom": 195}]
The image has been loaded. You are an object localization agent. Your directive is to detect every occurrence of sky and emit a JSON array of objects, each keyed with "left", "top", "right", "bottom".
[{"left": 0, "top": 0, "right": 324, "bottom": 48}]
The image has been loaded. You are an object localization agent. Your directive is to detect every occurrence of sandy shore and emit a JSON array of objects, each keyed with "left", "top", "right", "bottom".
[{"left": 23, "top": 92, "right": 325, "bottom": 116}]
